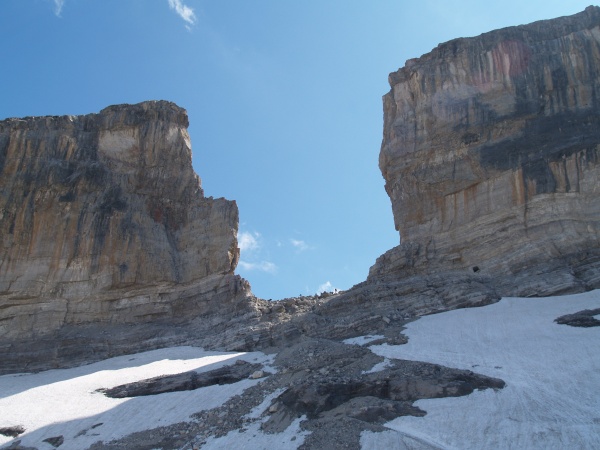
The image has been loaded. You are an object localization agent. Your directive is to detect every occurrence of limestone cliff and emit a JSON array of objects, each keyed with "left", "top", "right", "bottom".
[
  {"left": 373, "top": 6, "right": 600, "bottom": 295},
  {"left": 6, "top": 9, "right": 600, "bottom": 376},
  {"left": 0, "top": 101, "right": 247, "bottom": 342}
]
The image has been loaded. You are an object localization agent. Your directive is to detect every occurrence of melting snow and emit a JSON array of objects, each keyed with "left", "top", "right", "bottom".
[
  {"left": 362, "top": 290, "right": 600, "bottom": 449},
  {"left": 343, "top": 335, "right": 384, "bottom": 346},
  {"left": 362, "top": 358, "right": 393, "bottom": 374},
  {"left": 0, "top": 347, "right": 272, "bottom": 449},
  {"left": 201, "top": 416, "right": 309, "bottom": 449},
  {"left": 244, "top": 388, "right": 285, "bottom": 421}
]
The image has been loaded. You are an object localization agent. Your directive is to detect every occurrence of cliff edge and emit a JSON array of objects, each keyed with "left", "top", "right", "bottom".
[
  {"left": 0, "top": 101, "right": 254, "bottom": 370},
  {"left": 371, "top": 6, "right": 600, "bottom": 296}
]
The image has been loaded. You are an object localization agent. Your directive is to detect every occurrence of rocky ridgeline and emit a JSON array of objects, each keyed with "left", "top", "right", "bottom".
[{"left": 372, "top": 5, "right": 600, "bottom": 296}]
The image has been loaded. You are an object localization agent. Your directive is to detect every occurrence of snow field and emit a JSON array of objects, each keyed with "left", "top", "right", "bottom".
[
  {"left": 361, "top": 290, "right": 600, "bottom": 449},
  {"left": 0, "top": 347, "right": 273, "bottom": 449}
]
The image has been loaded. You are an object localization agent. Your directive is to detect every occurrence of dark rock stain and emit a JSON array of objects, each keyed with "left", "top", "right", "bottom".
[{"left": 479, "top": 111, "right": 600, "bottom": 175}]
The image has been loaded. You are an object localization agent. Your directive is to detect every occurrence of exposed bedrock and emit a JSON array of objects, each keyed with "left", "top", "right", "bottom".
[
  {"left": 99, "top": 360, "right": 264, "bottom": 398},
  {"left": 555, "top": 307, "right": 600, "bottom": 327},
  {"left": 0, "top": 101, "right": 252, "bottom": 360},
  {"left": 372, "top": 6, "right": 600, "bottom": 296}
]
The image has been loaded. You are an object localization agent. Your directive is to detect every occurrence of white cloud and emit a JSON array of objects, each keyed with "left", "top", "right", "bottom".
[
  {"left": 317, "top": 281, "right": 337, "bottom": 294},
  {"left": 290, "top": 239, "right": 309, "bottom": 252},
  {"left": 53, "top": 0, "right": 65, "bottom": 17},
  {"left": 168, "top": 0, "right": 196, "bottom": 28},
  {"left": 238, "top": 231, "right": 260, "bottom": 253},
  {"left": 238, "top": 260, "right": 277, "bottom": 274},
  {"left": 237, "top": 230, "right": 276, "bottom": 274}
]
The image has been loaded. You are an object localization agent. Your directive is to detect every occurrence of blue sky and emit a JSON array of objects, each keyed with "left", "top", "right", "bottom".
[{"left": 0, "top": 1, "right": 595, "bottom": 300}]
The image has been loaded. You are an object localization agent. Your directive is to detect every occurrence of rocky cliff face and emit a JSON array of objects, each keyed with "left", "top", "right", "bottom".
[
  {"left": 0, "top": 101, "right": 248, "bottom": 343},
  {"left": 373, "top": 6, "right": 600, "bottom": 294},
  {"left": 4, "top": 9, "right": 600, "bottom": 377}
]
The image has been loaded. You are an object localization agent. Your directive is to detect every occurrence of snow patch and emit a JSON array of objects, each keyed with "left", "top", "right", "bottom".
[
  {"left": 362, "top": 290, "right": 600, "bottom": 449},
  {"left": 361, "top": 428, "right": 454, "bottom": 450},
  {"left": 201, "top": 415, "right": 309, "bottom": 449},
  {"left": 244, "top": 388, "right": 285, "bottom": 421},
  {"left": 256, "top": 353, "right": 277, "bottom": 375},
  {"left": 343, "top": 335, "right": 384, "bottom": 346},
  {"left": 0, "top": 347, "right": 271, "bottom": 449},
  {"left": 362, "top": 358, "right": 393, "bottom": 374}
]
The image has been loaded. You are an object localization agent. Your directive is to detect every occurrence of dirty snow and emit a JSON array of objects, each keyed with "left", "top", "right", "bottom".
[
  {"left": 244, "top": 388, "right": 285, "bottom": 421},
  {"left": 362, "top": 290, "right": 600, "bottom": 449},
  {"left": 0, "top": 347, "right": 276, "bottom": 449},
  {"left": 343, "top": 335, "right": 384, "bottom": 346},
  {"left": 362, "top": 358, "right": 393, "bottom": 374},
  {"left": 200, "top": 416, "right": 309, "bottom": 449}
]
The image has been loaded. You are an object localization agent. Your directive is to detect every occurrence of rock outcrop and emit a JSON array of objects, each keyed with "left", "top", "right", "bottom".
[
  {"left": 0, "top": 101, "right": 252, "bottom": 366},
  {"left": 373, "top": 6, "right": 600, "bottom": 296},
  {"left": 99, "top": 360, "right": 264, "bottom": 398}
]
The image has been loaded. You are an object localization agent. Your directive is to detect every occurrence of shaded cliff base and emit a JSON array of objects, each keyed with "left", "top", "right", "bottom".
[
  {"left": 369, "top": 242, "right": 600, "bottom": 297},
  {"left": 4, "top": 243, "right": 600, "bottom": 374},
  {"left": 0, "top": 268, "right": 504, "bottom": 374}
]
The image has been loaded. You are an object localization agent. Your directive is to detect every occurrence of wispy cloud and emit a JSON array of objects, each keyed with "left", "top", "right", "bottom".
[
  {"left": 238, "top": 260, "right": 278, "bottom": 274},
  {"left": 238, "top": 230, "right": 277, "bottom": 274},
  {"left": 167, "top": 0, "right": 196, "bottom": 29},
  {"left": 239, "top": 231, "right": 260, "bottom": 253},
  {"left": 53, "top": 0, "right": 65, "bottom": 17},
  {"left": 290, "top": 238, "right": 310, "bottom": 252},
  {"left": 317, "top": 281, "right": 338, "bottom": 294}
]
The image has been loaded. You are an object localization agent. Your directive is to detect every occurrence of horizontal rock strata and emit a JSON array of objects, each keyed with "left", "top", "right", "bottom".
[
  {"left": 374, "top": 6, "right": 600, "bottom": 296},
  {"left": 0, "top": 101, "right": 253, "bottom": 371},
  {"left": 2, "top": 10, "right": 599, "bottom": 449}
]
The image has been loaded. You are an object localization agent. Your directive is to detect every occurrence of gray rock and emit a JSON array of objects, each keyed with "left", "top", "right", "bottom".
[
  {"left": 555, "top": 308, "right": 600, "bottom": 327},
  {"left": 0, "top": 426, "right": 25, "bottom": 438},
  {"left": 99, "top": 360, "right": 263, "bottom": 398},
  {"left": 43, "top": 436, "right": 64, "bottom": 448},
  {"left": 249, "top": 370, "right": 265, "bottom": 379},
  {"left": 375, "top": 6, "right": 600, "bottom": 298}
]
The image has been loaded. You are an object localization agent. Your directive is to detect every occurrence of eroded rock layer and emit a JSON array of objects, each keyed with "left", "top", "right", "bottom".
[
  {"left": 0, "top": 101, "right": 247, "bottom": 342},
  {"left": 374, "top": 6, "right": 600, "bottom": 294}
]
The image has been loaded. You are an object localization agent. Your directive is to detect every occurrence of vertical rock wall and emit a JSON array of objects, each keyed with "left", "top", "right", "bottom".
[
  {"left": 374, "top": 6, "right": 600, "bottom": 289},
  {"left": 0, "top": 101, "right": 247, "bottom": 340}
]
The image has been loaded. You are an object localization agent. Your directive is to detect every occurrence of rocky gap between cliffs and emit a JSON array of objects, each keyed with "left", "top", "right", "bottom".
[{"left": 2, "top": 6, "right": 600, "bottom": 450}]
